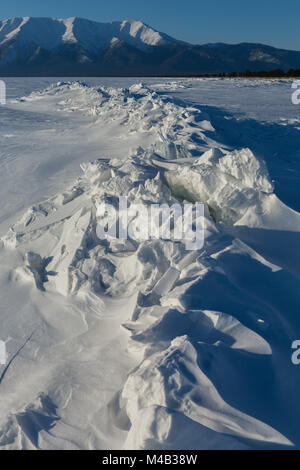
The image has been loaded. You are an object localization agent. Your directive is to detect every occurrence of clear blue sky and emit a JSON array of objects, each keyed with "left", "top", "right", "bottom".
[{"left": 1, "top": 0, "right": 299, "bottom": 50}]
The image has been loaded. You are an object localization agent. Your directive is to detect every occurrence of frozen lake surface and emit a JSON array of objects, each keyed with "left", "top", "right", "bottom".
[{"left": 0, "top": 78, "right": 299, "bottom": 450}]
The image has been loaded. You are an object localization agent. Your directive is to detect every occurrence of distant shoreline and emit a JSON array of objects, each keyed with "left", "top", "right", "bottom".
[
  {"left": 1, "top": 69, "right": 299, "bottom": 79},
  {"left": 0, "top": 75, "right": 297, "bottom": 79}
]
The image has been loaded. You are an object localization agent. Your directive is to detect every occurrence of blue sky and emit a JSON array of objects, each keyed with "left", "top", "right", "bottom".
[{"left": 1, "top": 0, "right": 300, "bottom": 50}]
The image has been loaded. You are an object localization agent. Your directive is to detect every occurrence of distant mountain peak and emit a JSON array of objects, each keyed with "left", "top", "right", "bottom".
[
  {"left": 0, "top": 16, "right": 182, "bottom": 52},
  {"left": 0, "top": 16, "right": 300, "bottom": 75}
]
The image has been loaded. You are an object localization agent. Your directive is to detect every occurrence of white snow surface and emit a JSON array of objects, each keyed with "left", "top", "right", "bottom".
[{"left": 0, "top": 78, "right": 300, "bottom": 449}]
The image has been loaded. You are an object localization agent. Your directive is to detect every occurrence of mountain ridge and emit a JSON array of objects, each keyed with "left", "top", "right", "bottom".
[{"left": 1, "top": 16, "right": 300, "bottom": 76}]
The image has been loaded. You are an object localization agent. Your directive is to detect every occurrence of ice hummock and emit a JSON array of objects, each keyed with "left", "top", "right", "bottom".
[{"left": 0, "top": 79, "right": 299, "bottom": 450}]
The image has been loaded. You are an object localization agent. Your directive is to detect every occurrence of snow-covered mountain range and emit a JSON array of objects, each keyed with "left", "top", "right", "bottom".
[
  {"left": 0, "top": 17, "right": 182, "bottom": 52},
  {"left": 1, "top": 17, "right": 300, "bottom": 75}
]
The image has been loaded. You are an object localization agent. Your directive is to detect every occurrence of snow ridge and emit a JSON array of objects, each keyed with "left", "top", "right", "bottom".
[{"left": 0, "top": 82, "right": 300, "bottom": 450}]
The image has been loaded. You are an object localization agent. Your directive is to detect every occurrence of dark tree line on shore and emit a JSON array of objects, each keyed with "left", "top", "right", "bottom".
[
  {"left": 182, "top": 69, "right": 300, "bottom": 78},
  {"left": 227, "top": 69, "right": 300, "bottom": 78}
]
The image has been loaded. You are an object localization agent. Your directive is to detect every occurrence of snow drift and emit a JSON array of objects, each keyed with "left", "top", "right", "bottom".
[{"left": 0, "top": 80, "right": 300, "bottom": 450}]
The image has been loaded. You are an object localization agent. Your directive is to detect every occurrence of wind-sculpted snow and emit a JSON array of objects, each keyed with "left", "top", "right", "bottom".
[
  {"left": 0, "top": 80, "right": 300, "bottom": 450},
  {"left": 17, "top": 81, "right": 218, "bottom": 156}
]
